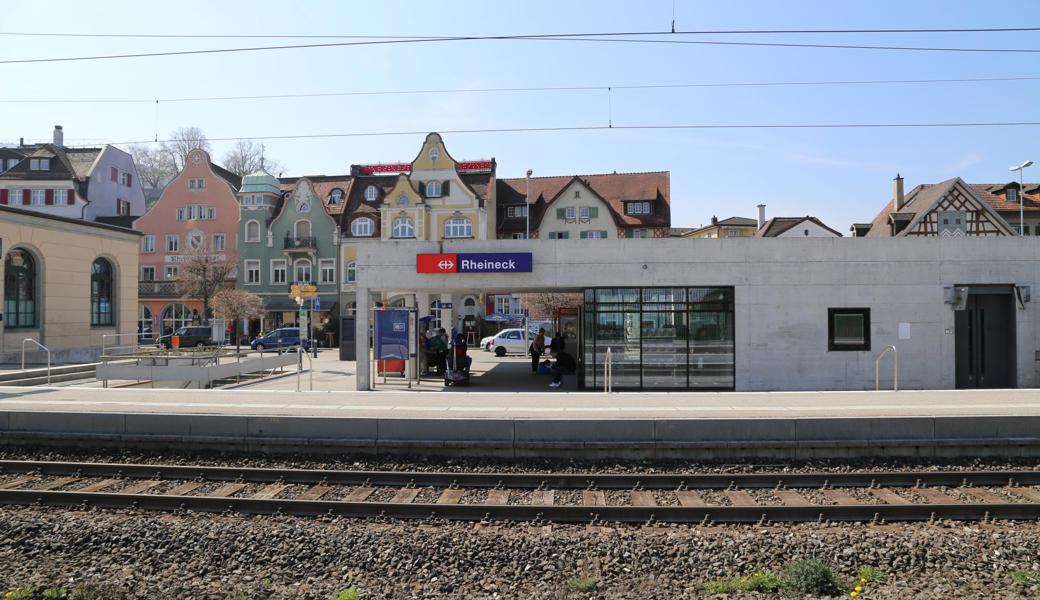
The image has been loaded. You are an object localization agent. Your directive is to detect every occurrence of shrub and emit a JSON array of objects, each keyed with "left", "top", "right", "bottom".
[
  {"left": 857, "top": 565, "right": 884, "bottom": 584},
  {"left": 784, "top": 559, "right": 846, "bottom": 596},
  {"left": 330, "top": 589, "right": 360, "bottom": 600},
  {"left": 702, "top": 571, "right": 785, "bottom": 594},
  {"left": 566, "top": 576, "right": 598, "bottom": 593},
  {"left": 1011, "top": 571, "right": 1040, "bottom": 588}
]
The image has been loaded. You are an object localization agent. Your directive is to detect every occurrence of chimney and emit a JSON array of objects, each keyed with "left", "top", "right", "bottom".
[
  {"left": 893, "top": 173, "right": 905, "bottom": 210},
  {"left": 52, "top": 125, "right": 63, "bottom": 147},
  {"left": 756, "top": 204, "right": 766, "bottom": 229},
  {"left": 711, "top": 215, "right": 718, "bottom": 226}
]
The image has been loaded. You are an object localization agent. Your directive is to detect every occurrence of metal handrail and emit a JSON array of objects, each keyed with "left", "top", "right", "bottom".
[
  {"left": 102, "top": 333, "right": 140, "bottom": 357},
  {"left": 296, "top": 345, "right": 314, "bottom": 391},
  {"left": 21, "top": 339, "right": 51, "bottom": 385},
  {"left": 604, "top": 347, "right": 613, "bottom": 393},
  {"left": 875, "top": 345, "right": 898, "bottom": 391}
]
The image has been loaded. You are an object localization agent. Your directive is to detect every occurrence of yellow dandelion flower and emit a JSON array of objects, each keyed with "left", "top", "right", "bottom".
[
  {"left": 855, "top": 585, "right": 863, "bottom": 591},
  {"left": 860, "top": 578, "right": 867, "bottom": 583},
  {"left": 850, "top": 592, "right": 858, "bottom": 598}
]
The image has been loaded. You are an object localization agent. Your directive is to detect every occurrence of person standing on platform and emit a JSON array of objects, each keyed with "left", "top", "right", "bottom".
[
  {"left": 548, "top": 348, "right": 576, "bottom": 389},
  {"left": 530, "top": 328, "right": 546, "bottom": 373}
]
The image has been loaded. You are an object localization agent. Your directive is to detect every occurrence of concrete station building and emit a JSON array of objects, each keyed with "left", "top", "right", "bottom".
[{"left": 351, "top": 237, "right": 1039, "bottom": 392}]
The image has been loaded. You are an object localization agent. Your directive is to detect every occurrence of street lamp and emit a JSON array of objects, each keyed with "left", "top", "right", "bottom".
[
  {"left": 525, "top": 169, "right": 533, "bottom": 239},
  {"left": 1010, "top": 160, "right": 1034, "bottom": 236}
]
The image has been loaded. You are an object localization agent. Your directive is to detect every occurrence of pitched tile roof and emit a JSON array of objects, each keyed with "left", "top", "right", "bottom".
[
  {"left": 280, "top": 175, "right": 354, "bottom": 215},
  {"left": 755, "top": 216, "right": 843, "bottom": 237},
  {"left": 862, "top": 178, "right": 1031, "bottom": 237},
  {"left": 496, "top": 171, "right": 670, "bottom": 233}
]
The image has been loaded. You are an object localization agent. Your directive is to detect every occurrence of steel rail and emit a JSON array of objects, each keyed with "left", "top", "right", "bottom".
[
  {"left": 1, "top": 460, "right": 1039, "bottom": 490},
  {"left": 0, "top": 489, "right": 1037, "bottom": 524}
]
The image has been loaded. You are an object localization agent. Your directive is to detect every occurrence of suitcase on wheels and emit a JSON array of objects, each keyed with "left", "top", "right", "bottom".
[{"left": 444, "top": 369, "right": 469, "bottom": 386}]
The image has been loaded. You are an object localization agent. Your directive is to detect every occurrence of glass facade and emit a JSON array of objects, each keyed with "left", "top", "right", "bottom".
[{"left": 583, "top": 287, "right": 734, "bottom": 390}]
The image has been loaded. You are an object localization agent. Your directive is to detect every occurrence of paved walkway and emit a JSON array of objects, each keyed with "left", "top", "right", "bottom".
[{"left": 1, "top": 385, "right": 1039, "bottom": 419}]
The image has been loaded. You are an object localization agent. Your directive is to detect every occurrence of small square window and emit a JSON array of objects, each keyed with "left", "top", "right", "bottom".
[{"left": 828, "top": 308, "right": 870, "bottom": 351}]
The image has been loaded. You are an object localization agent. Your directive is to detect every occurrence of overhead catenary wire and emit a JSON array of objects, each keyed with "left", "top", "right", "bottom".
[
  {"left": 2, "top": 32, "right": 1040, "bottom": 65},
  {"left": 2, "top": 26, "right": 1040, "bottom": 38},
  {"left": 87, "top": 121, "right": 1040, "bottom": 148},
  {"left": 3, "top": 75, "right": 1039, "bottom": 104}
]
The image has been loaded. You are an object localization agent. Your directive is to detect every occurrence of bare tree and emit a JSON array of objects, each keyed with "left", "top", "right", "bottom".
[
  {"left": 163, "top": 126, "right": 211, "bottom": 170},
  {"left": 521, "top": 292, "right": 582, "bottom": 321},
  {"left": 180, "top": 239, "right": 234, "bottom": 326},
  {"left": 212, "top": 289, "right": 265, "bottom": 350},
  {"left": 222, "top": 139, "right": 285, "bottom": 177},
  {"left": 126, "top": 143, "right": 176, "bottom": 191}
]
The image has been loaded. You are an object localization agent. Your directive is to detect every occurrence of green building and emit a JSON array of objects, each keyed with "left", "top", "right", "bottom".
[{"left": 236, "top": 173, "right": 340, "bottom": 339}]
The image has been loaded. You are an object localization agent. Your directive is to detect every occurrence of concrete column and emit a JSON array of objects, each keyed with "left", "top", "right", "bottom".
[
  {"left": 355, "top": 285, "right": 370, "bottom": 390},
  {"left": 404, "top": 293, "right": 417, "bottom": 379}
]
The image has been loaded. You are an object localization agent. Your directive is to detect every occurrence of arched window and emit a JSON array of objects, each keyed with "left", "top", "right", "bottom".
[
  {"left": 91, "top": 258, "right": 115, "bottom": 327},
  {"left": 351, "top": 217, "right": 374, "bottom": 237},
  {"left": 245, "top": 220, "right": 261, "bottom": 242},
  {"left": 294, "top": 258, "right": 312, "bottom": 283},
  {"left": 396, "top": 194, "right": 408, "bottom": 206},
  {"left": 138, "top": 304, "right": 154, "bottom": 339},
  {"left": 159, "top": 303, "right": 192, "bottom": 336},
  {"left": 329, "top": 189, "right": 343, "bottom": 204},
  {"left": 364, "top": 185, "right": 378, "bottom": 202},
  {"left": 444, "top": 217, "right": 472, "bottom": 239},
  {"left": 426, "top": 181, "right": 441, "bottom": 197},
  {"left": 346, "top": 261, "right": 357, "bottom": 283},
  {"left": 464, "top": 297, "right": 476, "bottom": 307},
  {"left": 295, "top": 219, "right": 312, "bottom": 239},
  {"left": 392, "top": 217, "right": 415, "bottom": 238},
  {"left": 4, "top": 249, "right": 37, "bottom": 329}
]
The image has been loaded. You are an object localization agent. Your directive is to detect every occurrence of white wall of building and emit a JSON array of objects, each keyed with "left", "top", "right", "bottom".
[
  {"left": 353, "top": 237, "right": 1040, "bottom": 391},
  {"left": 84, "top": 145, "right": 146, "bottom": 220},
  {"left": 773, "top": 219, "right": 840, "bottom": 238},
  {"left": 537, "top": 180, "right": 617, "bottom": 239}
]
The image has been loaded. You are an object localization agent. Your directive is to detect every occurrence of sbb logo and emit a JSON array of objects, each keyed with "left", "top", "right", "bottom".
[{"left": 417, "top": 253, "right": 459, "bottom": 273}]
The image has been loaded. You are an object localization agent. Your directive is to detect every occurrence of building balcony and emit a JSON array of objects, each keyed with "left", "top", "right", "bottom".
[
  {"left": 138, "top": 281, "right": 184, "bottom": 298},
  {"left": 283, "top": 236, "right": 317, "bottom": 250}
]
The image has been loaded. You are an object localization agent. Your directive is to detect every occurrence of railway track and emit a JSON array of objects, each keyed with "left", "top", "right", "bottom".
[{"left": 1, "top": 460, "right": 1039, "bottom": 524}]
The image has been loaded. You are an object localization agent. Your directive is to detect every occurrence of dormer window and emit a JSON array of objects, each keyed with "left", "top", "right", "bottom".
[
  {"left": 329, "top": 189, "right": 343, "bottom": 204},
  {"left": 429, "top": 147, "right": 440, "bottom": 161},
  {"left": 1007, "top": 188, "right": 1019, "bottom": 203},
  {"left": 364, "top": 185, "right": 378, "bottom": 202},
  {"left": 29, "top": 158, "right": 49, "bottom": 171},
  {"left": 426, "top": 181, "right": 441, "bottom": 197},
  {"left": 624, "top": 201, "right": 652, "bottom": 216}
]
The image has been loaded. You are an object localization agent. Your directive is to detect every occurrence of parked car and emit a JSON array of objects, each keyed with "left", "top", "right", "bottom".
[
  {"left": 157, "top": 326, "right": 214, "bottom": 349},
  {"left": 251, "top": 327, "right": 311, "bottom": 351},
  {"left": 480, "top": 328, "right": 551, "bottom": 357}
]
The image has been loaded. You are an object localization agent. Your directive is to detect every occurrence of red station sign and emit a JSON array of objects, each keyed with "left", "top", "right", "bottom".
[{"left": 416, "top": 253, "right": 458, "bottom": 273}]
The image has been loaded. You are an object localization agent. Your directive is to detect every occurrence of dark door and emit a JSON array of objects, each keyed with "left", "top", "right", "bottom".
[{"left": 955, "top": 293, "right": 1016, "bottom": 388}]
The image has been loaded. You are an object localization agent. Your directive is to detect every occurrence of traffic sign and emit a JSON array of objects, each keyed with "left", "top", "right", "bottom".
[
  {"left": 314, "top": 297, "right": 321, "bottom": 311},
  {"left": 289, "top": 284, "right": 318, "bottom": 298}
]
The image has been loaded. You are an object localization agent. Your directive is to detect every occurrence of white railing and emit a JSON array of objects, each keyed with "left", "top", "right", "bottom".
[
  {"left": 21, "top": 339, "right": 51, "bottom": 385},
  {"left": 102, "top": 333, "right": 141, "bottom": 356},
  {"left": 604, "top": 347, "right": 613, "bottom": 393},
  {"left": 875, "top": 345, "right": 898, "bottom": 391}
]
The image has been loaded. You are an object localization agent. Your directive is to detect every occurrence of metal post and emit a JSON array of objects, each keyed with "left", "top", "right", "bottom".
[
  {"left": 525, "top": 169, "right": 532, "bottom": 239},
  {"left": 605, "top": 347, "right": 612, "bottom": 393},
  {"left": 875, "top": 345, "right": 898, "bottom": 392},
  {"left": 1020, "top": 168, "right": 1025, "bottom": 236}
]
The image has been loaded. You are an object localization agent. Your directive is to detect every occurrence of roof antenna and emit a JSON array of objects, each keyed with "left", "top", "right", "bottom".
[{"left": 671, "top": 0, "right": 676, "bottom": 33}]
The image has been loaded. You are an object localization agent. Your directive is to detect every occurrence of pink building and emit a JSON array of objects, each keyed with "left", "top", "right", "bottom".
[{"left": 134, "top": 149, "right": 241, "bottom": 337}]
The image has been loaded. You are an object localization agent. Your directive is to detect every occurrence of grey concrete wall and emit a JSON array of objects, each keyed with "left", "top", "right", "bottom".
[
  {"left": 354, "top": 238, "right": 1040, "bottom": 391},
  {"left": 4, "top": 411, "right": 1040, "bottom": 459}
]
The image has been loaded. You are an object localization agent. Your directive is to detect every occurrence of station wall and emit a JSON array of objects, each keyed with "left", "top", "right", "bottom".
[{"left": 352, "top": 237, "right": 1040, "bottom": 391}]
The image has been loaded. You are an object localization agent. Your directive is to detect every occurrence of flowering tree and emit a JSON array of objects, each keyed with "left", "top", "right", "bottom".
[
  {"left": 181, "top": 240, "right": 234, "bottom": 325},
  {"left": 212, "top": 288, "right": 265, "bottom": 350}
]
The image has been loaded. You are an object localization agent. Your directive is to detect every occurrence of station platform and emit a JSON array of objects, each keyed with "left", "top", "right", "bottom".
[{"left": 1, "top": 385, "right": 1039, "bottom": 459}]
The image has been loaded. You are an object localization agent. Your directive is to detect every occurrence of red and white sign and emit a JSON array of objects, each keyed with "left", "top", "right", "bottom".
[{"left": 417, "top": 253, "right": 458, "bottom": 273}]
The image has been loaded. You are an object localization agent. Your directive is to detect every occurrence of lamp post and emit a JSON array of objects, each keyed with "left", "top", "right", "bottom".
[
  {"left": 1010, "top": 160, "right": 1034, "bottom": 236},
  {"left": 525, "top": 169, "right": 533, "bottom": 239}
]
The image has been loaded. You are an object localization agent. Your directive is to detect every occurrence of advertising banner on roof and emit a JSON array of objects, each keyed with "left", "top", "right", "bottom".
[{"left": 416, "top": 252, "right": 532, "bottom": 274}]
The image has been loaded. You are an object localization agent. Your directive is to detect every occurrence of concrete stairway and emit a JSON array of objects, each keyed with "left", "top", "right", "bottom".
[{"left": 0, "top": 363, "right": 98, "bottom": 386}]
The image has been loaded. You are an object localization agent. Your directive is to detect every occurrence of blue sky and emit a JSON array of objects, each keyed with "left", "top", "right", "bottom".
[{"left": 1, "top": 0, "right": 1038, "bottom": 231}]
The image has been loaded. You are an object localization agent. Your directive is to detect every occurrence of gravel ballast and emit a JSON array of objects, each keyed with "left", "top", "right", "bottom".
[
  {"left": 2, "top": 507, "right": 1040, "bottom": 598},
  {"left": 2, "top": 447, "right": 1040, "bottom": 598}
]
